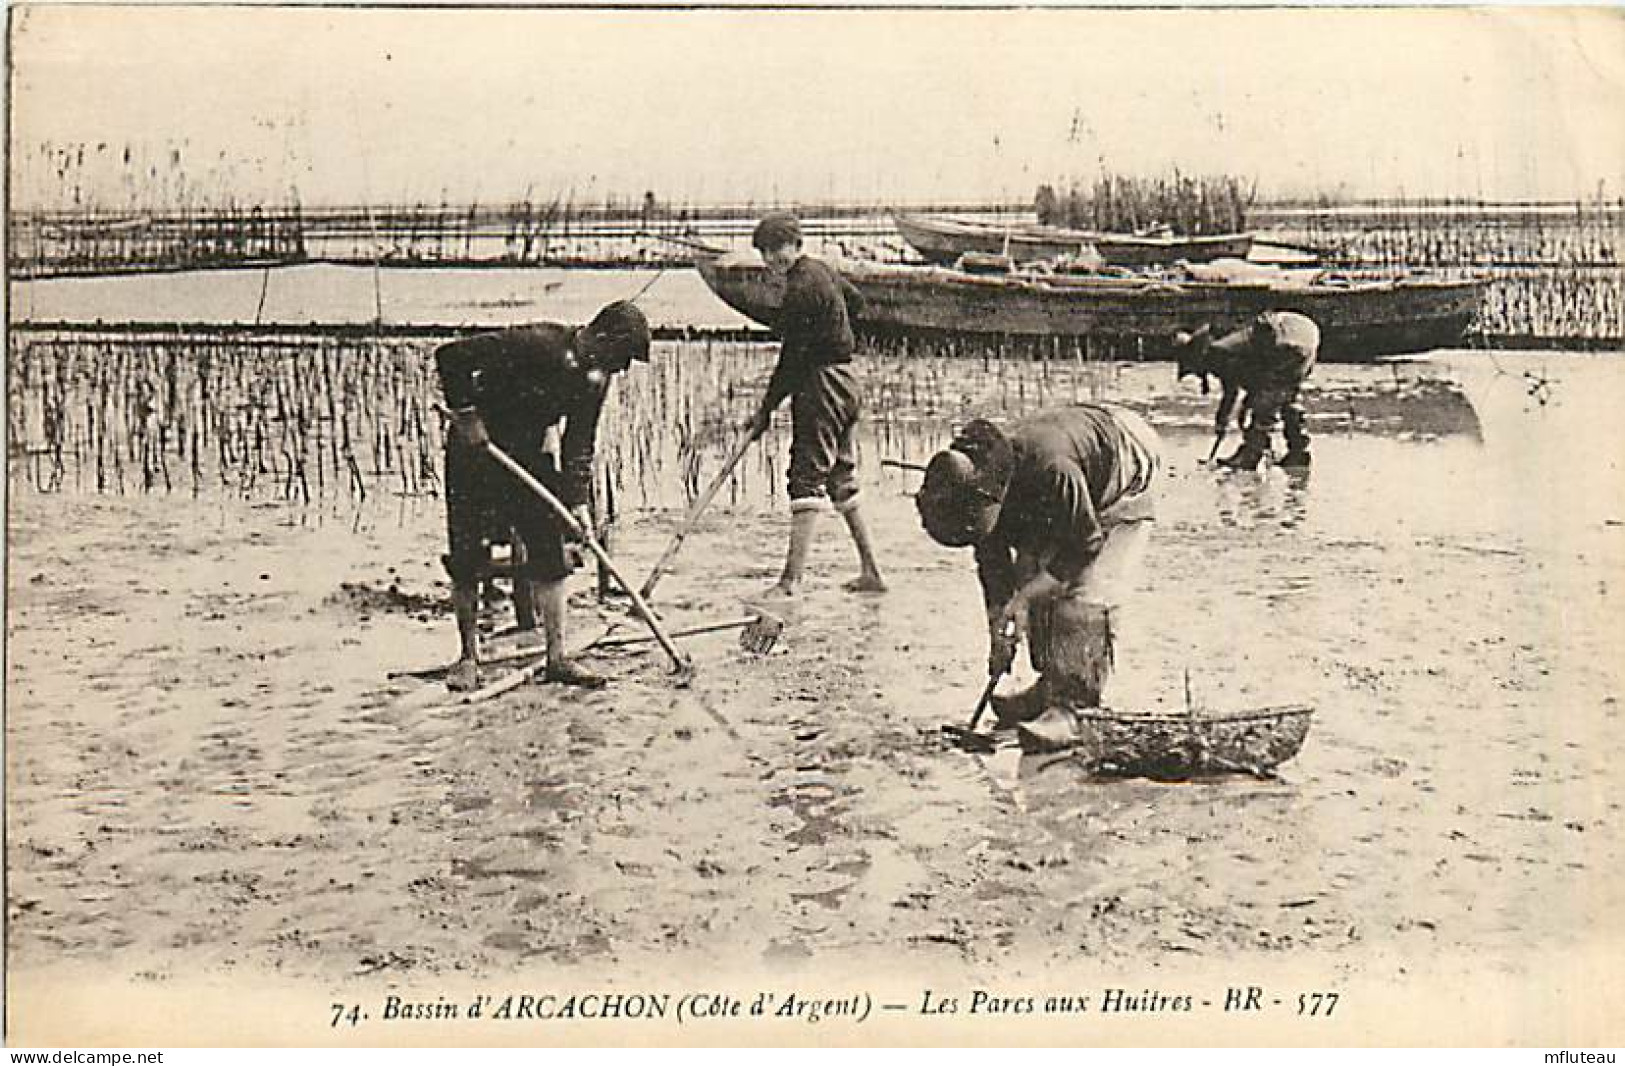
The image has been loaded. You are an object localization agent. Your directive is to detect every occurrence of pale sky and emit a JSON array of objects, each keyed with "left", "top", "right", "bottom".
[{"left": 8, "top": 5, "right": 1625, "bottom": 209}]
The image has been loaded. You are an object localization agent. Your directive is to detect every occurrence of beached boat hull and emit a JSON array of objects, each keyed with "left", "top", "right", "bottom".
[
  {"left": 694, "top": 253, "right": 1486, "bottom": 362},
  {"left": 893, "top": 212, "right": 1254, "bottom": 267}
]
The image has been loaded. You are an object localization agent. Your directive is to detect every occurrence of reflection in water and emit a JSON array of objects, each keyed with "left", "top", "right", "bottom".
[
  {"left": 1279, "top": 468, "right": 1313, "bottom": 529},
  {"left": 1208, "top": 464, "right": 1313, "bottom": 531}
]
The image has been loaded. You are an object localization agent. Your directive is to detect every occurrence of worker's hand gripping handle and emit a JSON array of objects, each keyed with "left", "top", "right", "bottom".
[
  {"left": 450, "top": 406, "right": 490, "bottom": 449},
  {"left": 988, "top": 616, "right": 1020, "bottom": 678}
]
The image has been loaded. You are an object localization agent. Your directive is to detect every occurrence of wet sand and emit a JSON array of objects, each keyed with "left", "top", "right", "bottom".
[{"left": 6, "top": 355, "right": 1625, "bottom": 1042}]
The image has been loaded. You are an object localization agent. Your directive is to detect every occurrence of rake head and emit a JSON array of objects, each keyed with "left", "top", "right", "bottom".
[
  {"left": 738, "top": 611, "right": 785, "bottom": 655},
  {"left": 941, "top": 722, "right": 997, "bottom": 753}
]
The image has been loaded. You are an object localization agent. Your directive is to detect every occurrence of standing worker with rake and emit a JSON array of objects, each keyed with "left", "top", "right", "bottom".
[
  {"left": 915, "top": 406, "right": 1161, "bottom": 750},
  {"left": 744, "top": 212, "right": 887, "bottom": 599},
  {"left": 1171, "top": 310, "right": 1319, "bottom": 471},
  {"left": 436, "top": 301, "right": 652, "bottom": 693}
]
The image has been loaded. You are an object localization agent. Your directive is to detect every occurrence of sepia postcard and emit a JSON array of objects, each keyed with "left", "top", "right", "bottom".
[{"left": 4, "top": 3, "right": 1623, "bottom": 1048}]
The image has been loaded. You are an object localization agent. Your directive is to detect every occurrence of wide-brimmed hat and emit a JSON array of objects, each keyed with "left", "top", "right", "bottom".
[{"left": 914, "top": 420, "right": 1012, "bottom": 548}]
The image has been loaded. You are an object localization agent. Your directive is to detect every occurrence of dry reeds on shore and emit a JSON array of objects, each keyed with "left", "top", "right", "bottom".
[{"left": 1036, "top": 172, "right": 1255, "bottom": 236}]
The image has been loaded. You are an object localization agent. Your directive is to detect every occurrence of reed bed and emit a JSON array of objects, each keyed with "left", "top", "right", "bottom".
[
  {"left": 9, "top": 318, "right": 1488, "bottom": 531},
  {"left": 7, "top": 203, "right": 912, "bottom": 276},
  {"left": 6, "top": 327, "right": 441, "bottom": 502},
  {"left": 289, "top": 202, "right": 912, "bottom": 270},
  {"left": 9, "top": 143, "right": 908, "bottom": 277},
  {"left": 12, "top": 139, "right": 309, "bottom": 278},
  {"left": 6, "top": 326, "right": 1135, "bottom": 511},
  {"left": 861, "top": 333, "right": 1124, "bottom": 469},
  {"left": 1258, "top": 200, "right": 1625, "bottom": 343},
  {"left": 6, "top": 135, "right": 919, "bottom": 273},
  {"left": 1262, "top": 201, "right": 1623, "bottom": 268},
  {"left": 1476, "top": 268, "right": 1624, "bottom": 343},
  {"left": 5, "top": 327, "right": 789, "bottom": 516},
  {"left": 1036, "top": 173, "right": 1255, "bottom": 236},
  {"left": 10, "top": 134, "right": 1623, "bottom": 343},
  {"left": 301, "top": 200, "right": 699, "bottom": 269}
]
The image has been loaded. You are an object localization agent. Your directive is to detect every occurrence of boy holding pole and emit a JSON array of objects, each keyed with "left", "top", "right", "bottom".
[{"left": 744, "top": 212, "right": 886, "bottom": 598}]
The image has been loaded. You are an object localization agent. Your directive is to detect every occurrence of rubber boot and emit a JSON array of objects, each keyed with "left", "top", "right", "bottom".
[
  {"left": 1016, "top": 601, "right": 1113, "bottom": 754},
  {"left": 1279, "top": 405, "right": 1312, "bottom": 468},
  {"left": 1041, "top": 600, "right": 1115, "bottom": 710},
  {"left": 1017, "top": 706, "right": 1085, "bottom": 755},
  {"left": 1218, "top": 429, "right": 1270, "bottom": 471},
  {"left": 991, "top": 684, "right": 1045, "bottom": 727}
]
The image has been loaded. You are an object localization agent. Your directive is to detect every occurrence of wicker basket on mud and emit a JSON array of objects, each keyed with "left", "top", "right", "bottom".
[{"left": 1071, "top": 705, "right": 1315, "bottom": 780}]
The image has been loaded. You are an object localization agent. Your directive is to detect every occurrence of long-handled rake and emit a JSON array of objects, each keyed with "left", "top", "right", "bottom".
[
  {"left": 425, "top": 406, "right": 785, "bottom": 698},
  {"left": 589, "top": 427, "right": 783, "bottom": 655},
  {"left": 446, "top": 610, "right": 785, "bottom": 706},
  {"left": 640, "top": 430, "right": 758, "bottom": 600},
  {"left": 736, "top": 610, "right": 785, "bottom": 654},
  {"left": 588, "top": 612, "right": 784, "bottom": 654},
  {"left": 434, "top": 405, "right": 690, "bottom": 676},
  {"left": 397, "top": 611, "right": 786, "bottom": 684}
]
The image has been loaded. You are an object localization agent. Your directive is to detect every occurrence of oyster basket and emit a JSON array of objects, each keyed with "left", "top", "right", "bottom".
[{"left": 1073, "top": 704, "right": 1315, "bottom": 779}]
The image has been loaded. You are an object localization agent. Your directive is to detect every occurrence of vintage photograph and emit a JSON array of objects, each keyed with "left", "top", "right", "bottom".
[{"left": 5, "top": 3, "right": 1623, "bottom": 1048}]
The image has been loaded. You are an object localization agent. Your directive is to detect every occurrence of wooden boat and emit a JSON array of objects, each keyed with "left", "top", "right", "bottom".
[
  {"left": 694, "top": 250, "right": 1488, "bottom": 362},
  {"left": 893, "top": 211, "right": 1254, "bottom": 267}
]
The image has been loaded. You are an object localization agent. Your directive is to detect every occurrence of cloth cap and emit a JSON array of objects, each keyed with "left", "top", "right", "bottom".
[
  {"left": 752, "top": 212, "right": 803, "bottom": 252},
  {"left": 582, "top": 300, "right": 652, "bottom": 363}
]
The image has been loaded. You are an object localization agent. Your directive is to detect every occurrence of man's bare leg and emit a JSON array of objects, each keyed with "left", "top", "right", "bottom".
[
  {"left": 763, "top": 506, "right": 819, "bottom": 598},
  {"left": 533, "top": 577, "right": 606, "bottom": 688},
  {"left": 512, "top": 539, "right": 539, "bottom": 630},
  {"left": 837, "top": 500, "right": 887, "bottom": 593},
  {"left": 446, "top": 582, "right": 483, "bottom": 692}
]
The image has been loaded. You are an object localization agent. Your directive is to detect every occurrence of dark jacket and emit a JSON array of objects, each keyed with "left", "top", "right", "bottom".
[
  {"left": 974, "top": 405, "right": 1159, "bottom": 611},
  {"left": 761, "top": 256, "right": 866, "bottom": 411},
  {"left": 1206, "top": 311, "right": 1319, "bottom": 431},
  {"left": 434, "top": 324, "right": 608, "bottom": 507}
]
